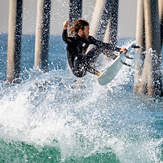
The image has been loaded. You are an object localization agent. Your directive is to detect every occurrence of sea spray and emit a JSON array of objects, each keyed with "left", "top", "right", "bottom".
[{"left": 0, "top": 34, "right": 162, "bottom": 162}]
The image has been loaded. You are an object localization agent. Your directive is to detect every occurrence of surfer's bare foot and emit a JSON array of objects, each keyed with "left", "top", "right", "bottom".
[
  {"left": 97, "top": 71, "right": 103, "bottom": 77},
  {"left": 97, "top": 69, "right": 106, "bottom": 77}
]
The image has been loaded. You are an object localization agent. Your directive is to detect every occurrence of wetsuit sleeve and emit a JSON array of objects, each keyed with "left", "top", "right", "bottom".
[
  {"left": 62, "top": 30, "right": 75, "bottom": 73},
  {"left": 62, "top": 29, "right": 73, "bottom": 44},
  {"left": 62, "top": 29, "right": 68, "bottom": 43},
  {"left": 89, "top": 36, "right": 121, "bottom": 52}
]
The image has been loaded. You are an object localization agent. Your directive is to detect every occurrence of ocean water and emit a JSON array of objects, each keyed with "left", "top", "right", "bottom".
[{"left": 0, "top": 33, "right": 163, "bottom": 163}]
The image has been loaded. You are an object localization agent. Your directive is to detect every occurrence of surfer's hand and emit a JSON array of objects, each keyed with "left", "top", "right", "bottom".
[
  {"left": 119, "top": 47, "right": 127, "bottom": 55},
  {"left": 63, "top": 20, "right": 69, "bottom": 30}
]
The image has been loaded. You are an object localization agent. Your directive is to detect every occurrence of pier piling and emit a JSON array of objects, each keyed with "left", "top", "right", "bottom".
[
  {"left": 69, "top": 0, "right": 82, "bottom": 23},
  {"left": 158, "top": 0, "right": 163, "bottom": 46},
  {"left": 89, "top": 0, "right": 109, "bottom": 40},
  {"left": 134, "top": 0, "right": 145, "bottom": 93},
  {"left": 34, "top": 0, "right": 51, "bottom": 72},
  {"left": 88, "top": 0, "right": 118, "bottom": 53},
  {"left": 7, "top": 0, "right": 23, "bottom": 83},
  {"left": 103, "top": 0, "right": 119, "bottom": 45},
  {"left": 134, "top": 0, "right": 162, "bottom": 96}
]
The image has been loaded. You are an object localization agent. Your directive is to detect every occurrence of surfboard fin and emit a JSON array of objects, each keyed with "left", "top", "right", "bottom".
[
  {"left": 125, "top": 54, "right": 133, "bottom": 59},
  {"left": 121, "top": 60, "right": 131, "bottom": 66},
  {"left": 131, "top": 44, "right": 140, "bottom": 49}
]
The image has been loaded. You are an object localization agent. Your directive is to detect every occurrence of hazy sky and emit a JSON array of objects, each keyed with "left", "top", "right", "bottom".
[{"left": 0, "top": 0, "right": 137, "bottom": 38}]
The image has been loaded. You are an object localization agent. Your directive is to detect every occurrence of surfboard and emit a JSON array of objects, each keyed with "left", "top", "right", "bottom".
[{"left": 98, "top": 42, "right": 137, "bottom": 86}]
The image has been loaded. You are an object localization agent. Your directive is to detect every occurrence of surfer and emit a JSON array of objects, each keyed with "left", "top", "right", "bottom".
[{"left": 62, "top": 19, "right": 127, "bottom": 77}]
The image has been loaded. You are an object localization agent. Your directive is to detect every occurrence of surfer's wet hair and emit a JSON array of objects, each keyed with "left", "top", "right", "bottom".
[{"left": 69, "top": 19, "right": 89, "bottom": 36}]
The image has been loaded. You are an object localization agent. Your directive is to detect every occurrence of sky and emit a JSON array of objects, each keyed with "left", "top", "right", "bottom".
[{"left": 0, "top": 0, "right": 137, "bottom": 38}]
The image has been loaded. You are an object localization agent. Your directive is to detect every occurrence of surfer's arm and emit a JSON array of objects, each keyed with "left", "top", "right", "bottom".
[
  {"left": 88, "top": 36, "right": 121, "bottom": 52},
  {"left": 62, "top": 20, "right": 73, "bottom": 44},
  {"left": 62, "top": 29, "right": 69, "bottom": 43},
  {"left": 62, "top": 29, "right": 75, "bottom": 45}
]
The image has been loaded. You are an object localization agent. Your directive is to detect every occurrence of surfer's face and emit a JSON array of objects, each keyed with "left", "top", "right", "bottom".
[{"left": 79, "top": 25, "right": 89, "bottom": 40}]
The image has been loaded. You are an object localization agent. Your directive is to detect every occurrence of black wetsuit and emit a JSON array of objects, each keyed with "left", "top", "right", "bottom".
[{"left": 62, "top": 29, "right": 121, "bottom": 77}]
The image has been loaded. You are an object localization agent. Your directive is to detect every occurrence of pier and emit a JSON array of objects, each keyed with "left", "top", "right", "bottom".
[
  {"left": 134, "top": 0, "right": 163, "bottom": 96},
  {"left": 5, "top": 0, "right": 163, "bottom": 96}
]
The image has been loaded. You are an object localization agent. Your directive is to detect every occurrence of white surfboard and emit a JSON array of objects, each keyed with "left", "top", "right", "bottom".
[{"left": 98, "top": 42, "right": 137, "bottom": 86}]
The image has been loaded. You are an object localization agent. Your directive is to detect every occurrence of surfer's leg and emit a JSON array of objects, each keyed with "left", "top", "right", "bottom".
[
  {"left": 74, "top": 59, "right": 99, "bottom": 76},
  {"left": 73, "top": 58, "right": 87, "bottom": 77},
  {"left": 84, "top": 47, "right": 102, "bottom": 64},
  {"left": 78, "top": 47, "right": 101, "bottom": 76}
]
